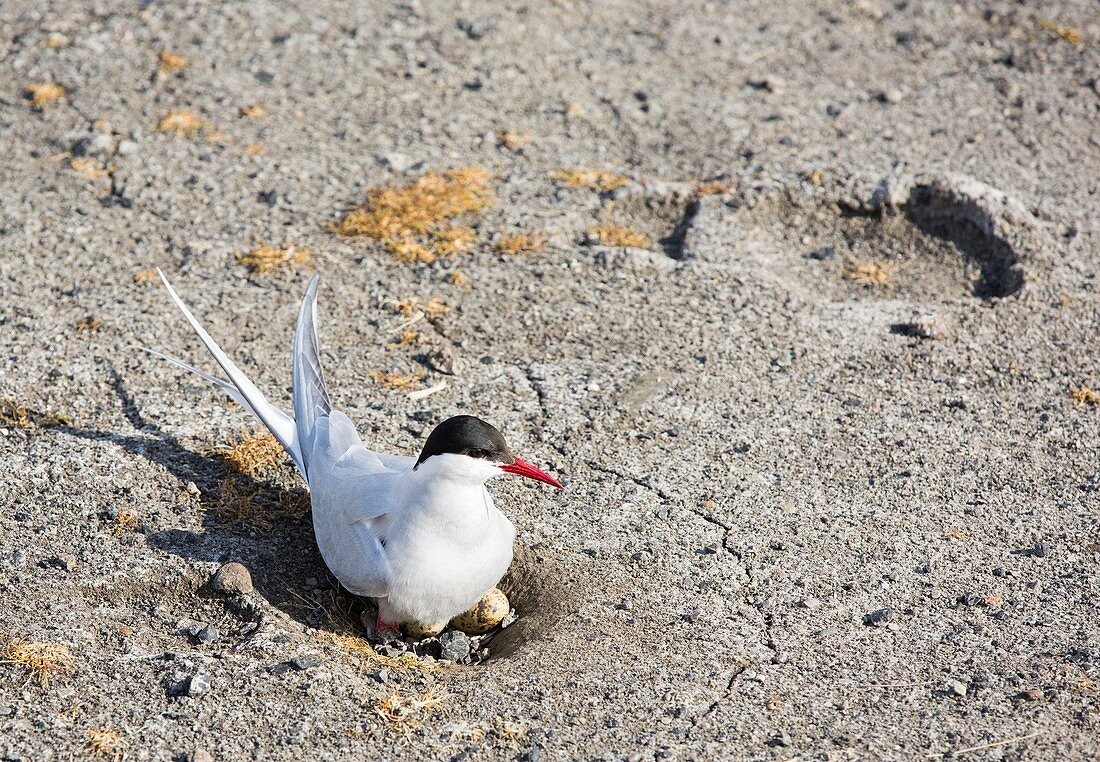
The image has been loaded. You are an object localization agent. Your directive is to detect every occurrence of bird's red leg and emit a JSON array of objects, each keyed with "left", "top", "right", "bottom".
[{"left": 375, "top": 612, "right": 401, "bottom": 640}]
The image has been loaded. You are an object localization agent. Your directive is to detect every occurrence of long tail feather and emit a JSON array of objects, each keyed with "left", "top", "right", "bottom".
[
  {"left": 292, "top": 275, "right": 331, "bottom": 476},
  {"left": 154, "top": 270, "right": 305, "bottom": 476}
]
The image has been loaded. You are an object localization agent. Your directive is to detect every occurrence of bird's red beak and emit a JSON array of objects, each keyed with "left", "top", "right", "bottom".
[{"left": 500, "top": 457, "right": 564, "bottom": 489}]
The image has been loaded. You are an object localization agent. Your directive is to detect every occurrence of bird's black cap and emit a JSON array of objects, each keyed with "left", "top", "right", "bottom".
[{"left": 415, "top": 415, "right": 514, "bottom": 467}]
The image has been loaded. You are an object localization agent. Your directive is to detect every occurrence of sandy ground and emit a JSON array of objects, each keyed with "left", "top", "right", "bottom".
[{"left": 1, "top": 1, "right": 1099, "bottom": 759}]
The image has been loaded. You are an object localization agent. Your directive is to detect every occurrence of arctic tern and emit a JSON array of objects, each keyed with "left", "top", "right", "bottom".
[{"left": 147, "top": 271, "right": 562, "bottom": 638}]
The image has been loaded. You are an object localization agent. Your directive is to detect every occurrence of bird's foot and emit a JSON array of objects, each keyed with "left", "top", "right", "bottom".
[{"left": 361, "top": 610, "right": 402, "bottom": 642}]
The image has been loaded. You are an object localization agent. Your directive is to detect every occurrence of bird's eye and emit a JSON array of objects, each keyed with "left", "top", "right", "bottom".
[{"left": 468, "top": 448, "right": 487, "bottom": 459}]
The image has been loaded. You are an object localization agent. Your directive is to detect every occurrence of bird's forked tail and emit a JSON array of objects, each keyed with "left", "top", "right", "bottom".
[{"left": 146, "top": 270, "right": 320, "bottom": 478}]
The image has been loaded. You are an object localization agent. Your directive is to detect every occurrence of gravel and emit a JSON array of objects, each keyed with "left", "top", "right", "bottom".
[{"left": 1, "top": 0, "right": 1097, "bottom": 759}]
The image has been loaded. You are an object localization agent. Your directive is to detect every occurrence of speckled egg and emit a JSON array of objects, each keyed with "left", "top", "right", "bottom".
[
  {"left": 402, "top": 620, "right": 445, "bottom": 639},
  {"left": 450, "top": 588, "right": 510, "bottom": 635}
]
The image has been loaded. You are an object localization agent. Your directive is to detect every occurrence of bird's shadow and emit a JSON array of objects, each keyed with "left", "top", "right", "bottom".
[{"left": 59, "top": 366, "right": 342, "bottom": 629}]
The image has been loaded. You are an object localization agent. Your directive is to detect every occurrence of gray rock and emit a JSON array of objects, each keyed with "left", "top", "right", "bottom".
[
  {"left": 186, "top": 673, "right": 211, "bottom": 697},
  {"left": 749, "top": 75, "right": 785, "bottom": 93},
  {"left": 72, "top": 133, "right": 115, "bottom": 157},
  {"left": 439, "top": 630, "right": 472, "bottom": 662},
  {"left": 948, "top": 680, "right": 968, "bottom": 697},
  {"left": 196, "top": 625, "right": 219, "bottom": 644},
  {"left": 426, "top": 345, "right": 459, "bottom": 375},
  {"left": 210, "top": 562, "right": 253, "bottom": 595},
  {"left": 863, "top": 608, "right": 894, "bottom": 627},
  {"left": 894, "top": 314, "right": 948, "bottom": 340},
  {"left": 116, "top": 139, "right": 139, "bottom": 156},
  {"left": 378, "top": 152, "right": 415, "bottom": 172},
  {"left": 291, "top": 654, "right": 321, "bottom": 670}
]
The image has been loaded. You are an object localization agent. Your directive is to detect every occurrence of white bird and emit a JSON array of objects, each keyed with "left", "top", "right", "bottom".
[{"left": 147, "top": 271, "right": 562, "bottom": 638}]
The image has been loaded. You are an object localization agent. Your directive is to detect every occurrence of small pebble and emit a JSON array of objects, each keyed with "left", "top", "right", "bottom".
[
  {"left": 948, "top": 680, "right": 968, "bottom": 697},
  {"left": 291, "top": 654, "right": 320, "bottom": 670},
  {"left": 210, "top": 562, "right": 253, "bottom": 595},
  {"left": 266, "top": 662, "right": 293, "bottom": 676},
  {"left": 189, "top": 749, "right": 214, "bottom": 762},
  {"left": 195, "top": 625, "right": 219, "bottom": 644},
  {"left": 72, "top": 133, "right": 115, "bottom": 157},
  {"left": 863, "top": 608, "right": 893, "bottom": 627},
  {"left": 186, "top": 673, "right": 211, "bottom": 697},
  {"left": 895, "top": 314, "right": 948, "bottom": 340},
  {"left": 809, "top": 245, "right": 836, "bottom": 261}
]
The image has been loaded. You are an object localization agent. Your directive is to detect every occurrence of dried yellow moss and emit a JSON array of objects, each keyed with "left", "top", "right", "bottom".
[
  {"left": 390, "top": 298, "right": 449, "bottom": 321},
  {"left": 158, "top": 110, "right": 205, "bottom": 136},
  {"left": 2, "top": 639, "right": 75, "bottom": 688},
  {"left": 336, "top": 167, "right": 493, "bottom": 264},
  {"left": 158, "top": 50, "right": 190, "bottom": 72},
  {"left": 1039, "top": 19, "right": 1084, "bottom": 47},
  {"left": 76, "top": 315, "right": 103, "bottom": 332},
  {"left": 0, "top": 398, "right": 71, "bottom": 428},
  {"left": 113, "top": 510, "right": 141, "bottom": 536},
  {"left": 549, "top": 168, "right": 629, "bottom": 192},
  {"left": 240, "top": 104, "right": 268, "bottom": 118},
  {"left": 497, "top": 130, "right": 530, "bottom": 150},
  {"left": 589, "top": 224, "right": 649, "bottom": 248},
  {"left": 368, "top": 370, "right": 426, "bottom": 391},
  {"left": 84, "top": 725, "right": 126, "bottom": 760},
  {"left": 206, "top": 434, "right": 309, "bottom": 527},
  {"left": 448, "top": 271, "right": 469, "bottom": 286},
  {"left": 1069, "top": 387, "right": 1100, "bottom": 406},
  {"left": 211, "top": 478, "right": 309, "bottom": 528},
  {"left": 695, "top": 180, "right": 732, "bottom": 196},
  {"left": 26, "top": 82, "right": 65, "bottom": 110},
  {"left": 69, "top": 157, "right": 109, "bottom": 181},
  {"left": 236, "top": 243, "right": 313, "bottom": 274},
  {"left": 212, "top": 433, "right": 286, "bottom": 478},
  {"left": 496, "top": 233, "right": 544, "bottom": 256},
  {"left": 430, "top": 225, "right": 476, "bottom": 256},
  {"left": 842, "top": 259, "right": 897, "bottom": 287},
  {"left": 133, "top": 268, "right": 158, "bottom": 284},
  {"left": 388, "top": 331, "right": 426, "bottom": 349},
  {"left": 373, "top": 689, "right": 447, "bottom": 738}
]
